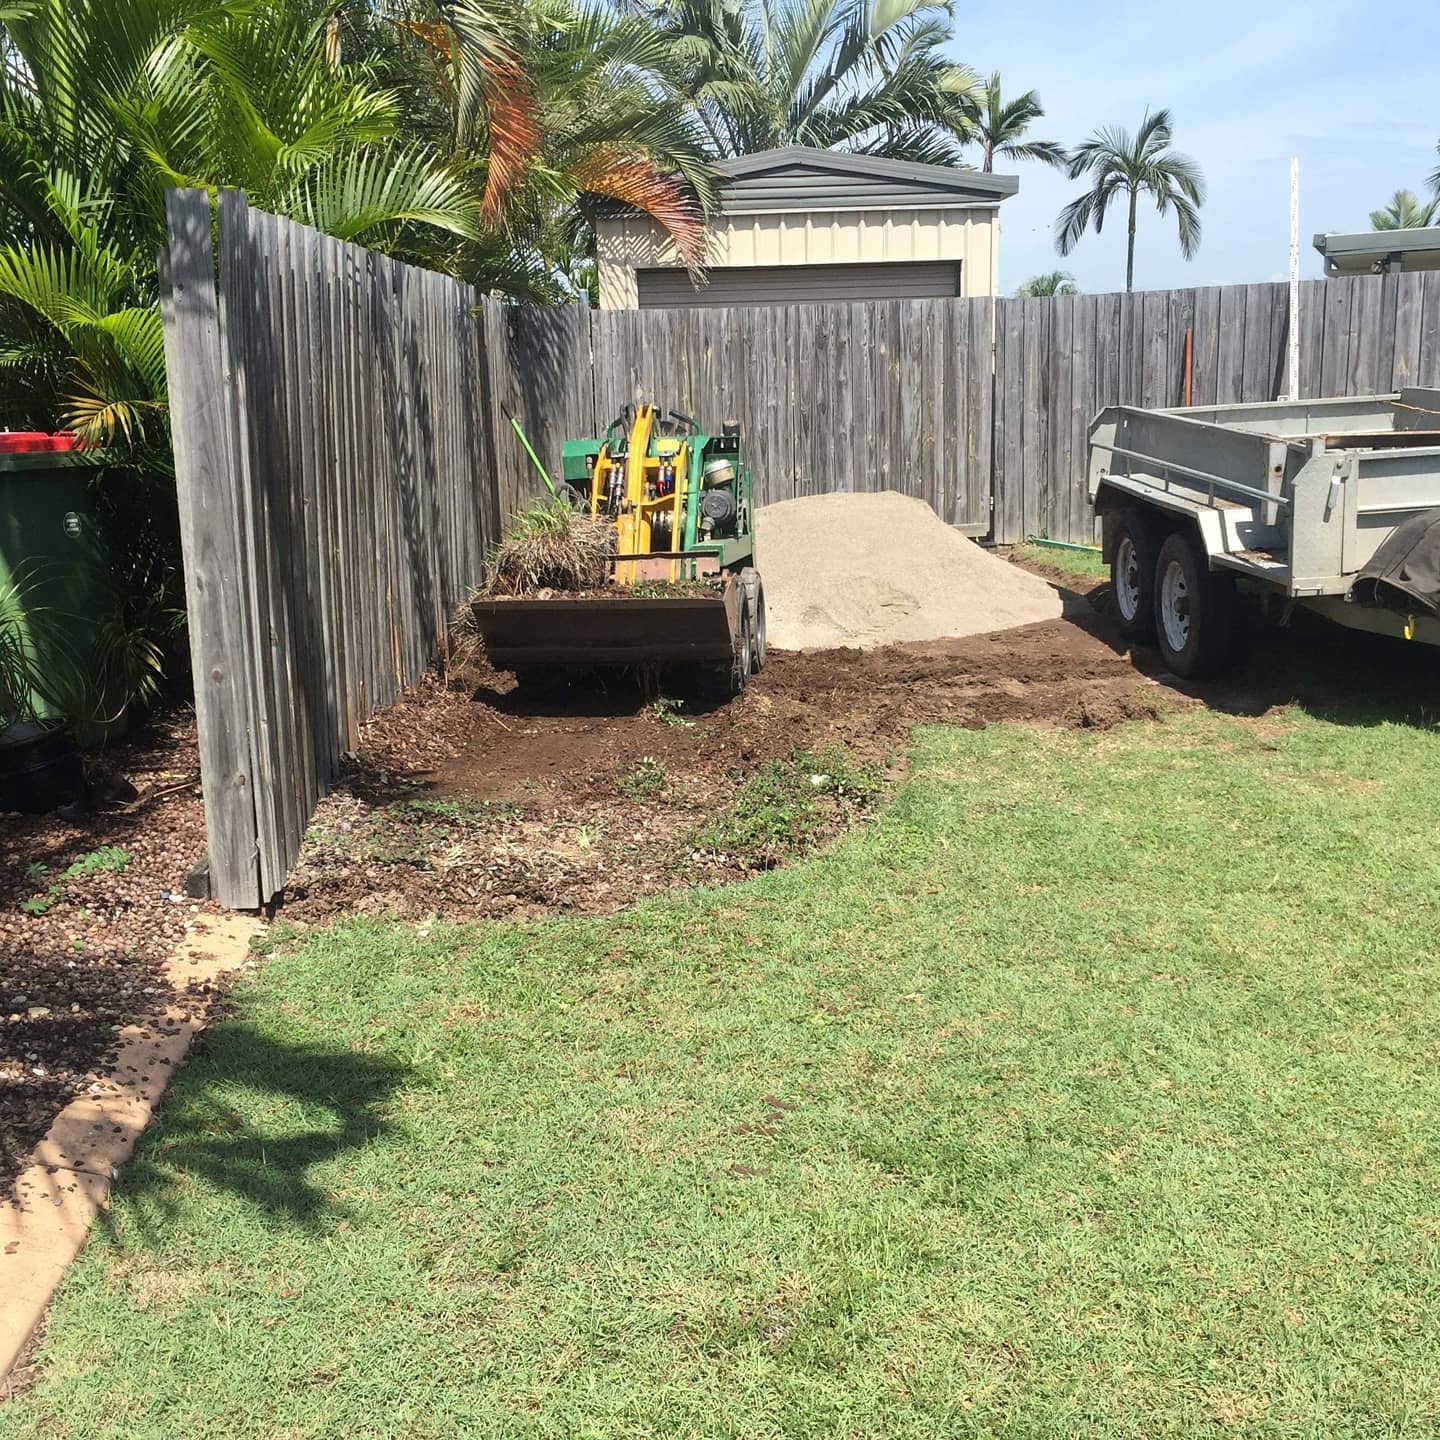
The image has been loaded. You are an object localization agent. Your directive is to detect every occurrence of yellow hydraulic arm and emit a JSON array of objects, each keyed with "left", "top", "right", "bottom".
[{"left": 588, "top": 404, "right": 689, "bottom": 584}]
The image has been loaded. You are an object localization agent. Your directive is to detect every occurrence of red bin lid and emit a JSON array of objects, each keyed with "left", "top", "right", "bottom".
[{"left": 0, "top": 432, "right": 80, "bottom": 453}]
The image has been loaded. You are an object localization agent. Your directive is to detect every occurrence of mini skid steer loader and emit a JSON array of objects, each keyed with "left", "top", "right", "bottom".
[{"left": 472, "top": 403, "right": 766, "bottom": 694}]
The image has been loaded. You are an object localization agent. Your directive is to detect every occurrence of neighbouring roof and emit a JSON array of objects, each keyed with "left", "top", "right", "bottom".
[
  {"left": 594, "top": 146, "right": 1018, "bottom": 222},
  {"left": 1313, "top": 227, "right": 1440, "bottom": 276}
]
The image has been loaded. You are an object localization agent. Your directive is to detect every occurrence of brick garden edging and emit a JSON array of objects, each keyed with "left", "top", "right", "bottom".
[{"left": 0, "top": 912, "right": 260, "bottom": 1381}]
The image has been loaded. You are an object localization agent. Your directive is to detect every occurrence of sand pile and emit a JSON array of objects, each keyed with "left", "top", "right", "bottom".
[{"left": 754, "top": 491, "right": 1062, "bottom": 650}]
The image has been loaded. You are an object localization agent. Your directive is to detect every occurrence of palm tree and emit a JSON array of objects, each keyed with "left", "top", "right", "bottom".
[
  {"left": 646, "top": 0, "right": 983, "bottom": 165},
  {"left": 0, "top": 0, "right": 715, "bottom": 431},
  {"left": 1055, "top": 109, "right": 1204, "bottom": 293},
  {"left": 0, "top": 0, "right": 485, "bottom": 443},
  {"left": 964, "top": 73, "right": 1066, "bottom": 173},
  {"left": 1370, "top": 189, "right": 1438, "bottom": 231},
  {"left": 351, "top": 1, "right": 713, "bottom": 292},
  {"left": 1015, "top": 270, "right": 1077, "bottom": 297},
  {"left": 465, "top": 2, "right": 714, "bottom": 290},
  {"left": 1429, "top": 140, "right": 1440, "bottom": 194}
]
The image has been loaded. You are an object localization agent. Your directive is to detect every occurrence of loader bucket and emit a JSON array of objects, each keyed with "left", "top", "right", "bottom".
[{"left": 471, "top": 582, "right": 741, "bottom": 673}]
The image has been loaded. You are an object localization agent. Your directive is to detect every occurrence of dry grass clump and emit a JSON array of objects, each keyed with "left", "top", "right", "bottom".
[
  {"left": 443, "top": 596, "right": 485, "bottom": 681},
  {"left": 484, "top": 496, "right": 615, "bottom": 596}
]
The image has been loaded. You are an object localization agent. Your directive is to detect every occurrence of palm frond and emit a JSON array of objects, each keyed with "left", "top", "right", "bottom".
[
  {"left": 1055, "top": 187, "right": 1101, "bottom": 257},
  {"left": 1000, "top": 137, "right": 1067, "bottom": 169},
  {"left": 569, "top": 147, "right": 706, "bottom": 273},
  {"left": 1135, "top": 105, "right": 1174, "bottom": 156},
  {"left": 286, "top": 145, "right": 481, "bottom": 244},
  {"left": 1148, "top": 149, "right": 1205, "bottom": 205},
  {"left": 1167, "top": 190, "right": 1202, "bottom": 259},
  {"left": 0, "top": 237, "right": 132, "bottom": 328},
  {"left": 477, "top": 53, "right": 543, "bottom": 223},
  {"left": 1371, "top": 189, "right": 1438, "bottom": 231},
  {"left": 854, "top": 125, "right": 962, "bottom": 166}
]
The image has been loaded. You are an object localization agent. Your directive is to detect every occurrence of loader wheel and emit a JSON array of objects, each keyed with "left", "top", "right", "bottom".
[
  {"left": 1111, "top": 510, "right": 1158, "bottom": 644},
  {"left": 692, "top": 604, "right": 753, "bottom": 702},
  {"left": 741, "top": 568, "right": 767, "bottom": 671},
  {"left": 1153, "top": 529, "right": 1236, "bottom": 679},
  {"left": 732, "top": 599, "right": 754, "bottom": 694}
]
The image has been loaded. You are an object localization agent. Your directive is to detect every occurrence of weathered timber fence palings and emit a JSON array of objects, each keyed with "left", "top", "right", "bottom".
[
  {"left": 482, "top": 298, "right": 998, "bottom": 530},
  {"left": 161, "top": 190, "right": 493, "bottom": 908},
  {"left": 482, "top": 274, "right": 1440, "bottom": 549},
  {"left": 991, "top": 272, "right": 1440, "bottom": 544}
]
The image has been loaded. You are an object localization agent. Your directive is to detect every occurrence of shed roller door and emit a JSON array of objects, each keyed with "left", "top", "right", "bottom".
[{"left": 637, "top": 261, "right": 961, "bottom": 308}]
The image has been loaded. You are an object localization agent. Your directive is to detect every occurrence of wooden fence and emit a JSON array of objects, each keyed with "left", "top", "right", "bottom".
[
  {"left": 482, "top": 298, "right": 997, "bottom": 530},
  {"left": 160, "top": 190, "right": 1440, "bottom": 906},
  {"left": 991, "top": 273, "right": 1440, "bottom": 543},
  {"left": 160, "top": 190, "right": 496, "bottom": 908},
  {"left": 481, "top": 273, "right": 1440, "bottom": 547}
]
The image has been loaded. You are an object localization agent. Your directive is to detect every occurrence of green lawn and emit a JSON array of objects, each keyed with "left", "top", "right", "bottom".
[
  {"left": 1014, "top": 540, "right": 1109, "bottom": 583},
  {"left": 10, "top": 706, "right": 1440, "bottom": 1438}
]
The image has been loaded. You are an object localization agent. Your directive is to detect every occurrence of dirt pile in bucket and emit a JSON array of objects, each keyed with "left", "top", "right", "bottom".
[{"left": 754, "top": 491, "right": 1062, "bottom": 649}]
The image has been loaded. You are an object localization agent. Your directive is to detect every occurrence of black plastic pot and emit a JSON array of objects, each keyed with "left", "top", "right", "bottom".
[{"left": 0, "top": 719, "right": 84, "bottom": 814}]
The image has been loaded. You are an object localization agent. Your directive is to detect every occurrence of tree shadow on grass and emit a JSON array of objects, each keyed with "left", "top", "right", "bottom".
[{"left": 99, "top": 1021, "right": 410, "bottom": 1244}]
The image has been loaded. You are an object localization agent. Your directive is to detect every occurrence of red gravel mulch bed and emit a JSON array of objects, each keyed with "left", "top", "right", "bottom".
[{"left": 0, "top": 712, "right": 216, "bottom": 1190}]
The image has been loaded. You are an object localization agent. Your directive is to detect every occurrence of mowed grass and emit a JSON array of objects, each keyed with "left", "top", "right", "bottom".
[
  {"left": 10, "top": 706, "right": 1440, "bottom": 1438},
  {"left": 1014, "top": 539, "right": 1109, "bottom": 583}
]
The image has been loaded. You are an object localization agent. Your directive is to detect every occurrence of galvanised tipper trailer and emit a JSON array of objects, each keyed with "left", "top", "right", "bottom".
[{"left": 1088, "top": 389, "right": 1440, "bottom": 676}]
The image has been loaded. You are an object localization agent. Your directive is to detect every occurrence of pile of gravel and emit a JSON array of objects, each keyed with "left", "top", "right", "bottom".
[{"left": 754, "top": 491, "right": 1062, "bottom": 650}]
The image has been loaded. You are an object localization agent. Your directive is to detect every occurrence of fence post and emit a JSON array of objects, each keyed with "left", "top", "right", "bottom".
[{"left": 159, "top": 189, "right": 263, "bottom": 908}]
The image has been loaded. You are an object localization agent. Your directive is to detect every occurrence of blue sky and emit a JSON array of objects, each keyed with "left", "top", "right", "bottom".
[{"left": 955, "top": 0, "right": 1440, "bottom": 295}]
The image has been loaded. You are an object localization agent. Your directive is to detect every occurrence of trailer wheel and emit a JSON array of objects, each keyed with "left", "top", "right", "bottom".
[
  {"left": 1153, "top": 529, "right": 1236, "bottom": 678},
  {"left": 1111, "top": 510, "right": 1158, "bottom": 643}
]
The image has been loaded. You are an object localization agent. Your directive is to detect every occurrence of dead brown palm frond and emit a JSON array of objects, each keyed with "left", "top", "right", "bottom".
[
  {"left": 484, "top": 495, "right": 616, "bottom": 595},
  {"left": 570, "top": 149, "right": 707, "bottom": 275},
  {"left": 479, "top": 57, "right": 543, "bottom": 224},
  {"left": 394, "top": 7, "right": 543, "bottom": 226}
]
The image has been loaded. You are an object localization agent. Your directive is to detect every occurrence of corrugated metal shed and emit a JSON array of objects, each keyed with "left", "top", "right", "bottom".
[
  {"left": 709, "top": 147, "right": 1018, "bottom": 214},
  {"left": 596, "top": 147, "right": 1018, "bottom": 309},
  {"left": 637, "top": 260, "right": 962, "bottom": 307}
]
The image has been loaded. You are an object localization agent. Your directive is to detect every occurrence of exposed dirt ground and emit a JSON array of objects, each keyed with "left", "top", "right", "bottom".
[
  {"left": 279, "top": 590, "right": 1170, "bottom": 925},
  {"left": 0, "top": 714, "right": 217, "bottom": 1189},
  {"left": 280, "top": 558, "right": 1439, "bottom": 930}
]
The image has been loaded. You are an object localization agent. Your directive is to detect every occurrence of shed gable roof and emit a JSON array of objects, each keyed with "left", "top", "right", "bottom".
[{"left": 711, "top": 146, "right": 1018, "bottom": 213}]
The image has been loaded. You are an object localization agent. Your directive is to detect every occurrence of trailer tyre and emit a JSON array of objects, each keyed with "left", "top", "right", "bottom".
[
  {"left": 1111, "top": 510, "right": 1158, "bottom": 644},
  {"left": 1153, "top": 529, "right": 1236, "bottom": 678}
]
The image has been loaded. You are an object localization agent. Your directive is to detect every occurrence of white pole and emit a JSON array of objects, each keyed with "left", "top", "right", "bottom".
[{"left": 1287, "top": 157, "right": 1301, "bottom": 400}]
